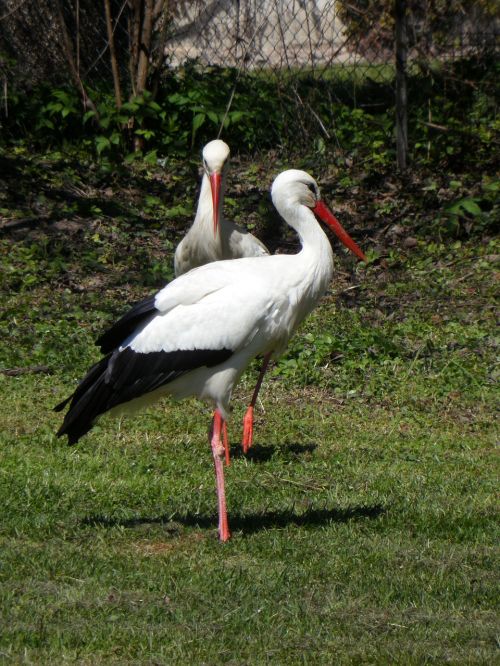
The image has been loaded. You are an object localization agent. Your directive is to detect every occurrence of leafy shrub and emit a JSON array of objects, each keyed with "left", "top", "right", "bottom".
[
  {"left": 436, "top": 178, "right": 499, "bottom": 237},
  {"left": 0, "top": 63, "right": 395, "bottom": 162},
  {"left": 0, "top": 55, "right": 496, "bottom": 175},
  {"left": 408, "top": 55, "right": 499, "bottom": 170}
]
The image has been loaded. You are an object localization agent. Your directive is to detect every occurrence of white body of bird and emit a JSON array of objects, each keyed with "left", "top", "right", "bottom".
[{"left": 56, "top": 169, "right": 366, "bottom": 541}]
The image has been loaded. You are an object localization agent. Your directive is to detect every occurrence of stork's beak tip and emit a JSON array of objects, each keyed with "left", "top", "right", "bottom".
[{"left": 312, "top": 200, "right": 367, "bottom": 262}]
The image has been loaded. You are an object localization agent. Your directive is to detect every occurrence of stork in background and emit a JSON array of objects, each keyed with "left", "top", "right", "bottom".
[
  {"left": 174, "top": 139, "right": 271, "bottom": 456},
  {"left": 56, "top": 169, "right": 367, "bottom": 542},
  {"left": 174, "top": 139, "right": 268, "bottom": 275}
]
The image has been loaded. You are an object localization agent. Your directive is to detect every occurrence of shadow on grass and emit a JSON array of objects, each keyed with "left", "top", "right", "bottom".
[
  {"left": 0, "top": 152, "right": 186, "bottom": 234},
  {"left": 83, "top": 504, "right": 385, "bottom": 536},
  {"left": 229, "top": 442, "right": 317, "bottom": 463}
]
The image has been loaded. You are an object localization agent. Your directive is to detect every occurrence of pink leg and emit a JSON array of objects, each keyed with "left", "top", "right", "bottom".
[
  {"left": 242, "top": 352, "right": 272, "bottom": 453},
  {"left": 210, "top": 409, "right": 231, "bottom": 542},
  {"left": 223, "top": 420, "right": 230, "bottom": 466}
]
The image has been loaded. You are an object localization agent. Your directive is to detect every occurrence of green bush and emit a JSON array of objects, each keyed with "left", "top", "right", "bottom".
[{"left": 0, "top": 55, "right": 496, "bottom": 174}]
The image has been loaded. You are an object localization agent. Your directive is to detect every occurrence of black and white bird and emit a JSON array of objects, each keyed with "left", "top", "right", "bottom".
[
  {"left": 56, "top": 169, "right": 366, "bottom": 542},
  {"left": 174, "top": 138, "right": 270, "bottom": 453}
]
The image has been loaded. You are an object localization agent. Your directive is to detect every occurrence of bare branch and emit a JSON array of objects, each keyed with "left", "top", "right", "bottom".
[
  {"left": 1, "top": 365, "right": 52, "bottom": 376},
  {"left": 75, "top": 0, "right": 80, "bottom": 76},
  {"left": 153, "top": 0, "right": 165, "bottom": 20},
  {"left": 0, "top": 0, "right": 29, "bottom": 22},
  {"left": 150, "top": 1, "right": 171, "bottom": 98},
  {"left": 83, "top": 0, "right": 128, "bottom": 78},
  {"left": 3, "top": 76, "right": 7, "bottom": 117},
  {"left": 53, "top": 0, "right": 99, "bottom": 121}
]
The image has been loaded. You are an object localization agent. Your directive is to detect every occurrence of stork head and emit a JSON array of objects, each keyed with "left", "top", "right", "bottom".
[
  {"left": 271, "top": 169, "right": 367, "bottom": 262},
  {"left": 202, "top": 140, "right": 230, "bottom": 237}
]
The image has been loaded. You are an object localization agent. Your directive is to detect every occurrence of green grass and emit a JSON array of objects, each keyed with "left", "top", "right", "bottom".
[
  {"left": 0, "top": 152, "right": 498, "bottom": 663},
  {"left": 1, "top": 371, "right": 497, "bottom": 663},
  {"left": 267, "top": 62, "right": 396, "bottom": 85}
]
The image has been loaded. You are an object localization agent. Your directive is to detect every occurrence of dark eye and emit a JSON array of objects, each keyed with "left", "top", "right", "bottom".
[{"left": 307, "top": 182, "right": 316, "bottom": 194}]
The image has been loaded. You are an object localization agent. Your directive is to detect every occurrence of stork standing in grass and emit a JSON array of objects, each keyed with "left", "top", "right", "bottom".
[
  {"left": 175, "top": 139, "right": 270, "bottom": 454},
  {"left": 56, "top": 169, "right": 367, "bottom": 542}
]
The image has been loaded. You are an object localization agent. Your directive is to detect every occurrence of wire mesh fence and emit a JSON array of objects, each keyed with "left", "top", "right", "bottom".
[
  {"left": 0, "top": 0, "right": 498, "bottom": 156},
  {"left": 2, "top": 1, "right": 496, "bottom": 82},
  {"left": 1, "top": 2, "right": 494, "bottom": 79}
]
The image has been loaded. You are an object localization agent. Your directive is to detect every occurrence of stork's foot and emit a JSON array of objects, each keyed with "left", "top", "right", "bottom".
[{"left": 242, "top": 405, "right": 254, "bottom": 453}]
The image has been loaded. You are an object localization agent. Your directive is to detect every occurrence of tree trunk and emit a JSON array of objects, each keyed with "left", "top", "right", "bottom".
[
  {"left": 104, "top": 0, "right": 123, "bottom": 108},
  {"left": 54, "top": 0, "right": 99, "bottom": 122},
  {"left": 395, "top": 0, "right": 408, "bottom": 172},
  {"left": 128, "top": 0, "right": 142, "bottom": 97},
  {"left": 128, "top": 0, "right": 155, "bottom": 151},
  {"left": 150, "top": 0, "right": 170, "bottom": 99},
  {"left": 136, "top": 0, "right": 154, "bottom": 95}
]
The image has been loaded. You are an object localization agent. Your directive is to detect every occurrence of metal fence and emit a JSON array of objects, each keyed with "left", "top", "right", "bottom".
[
  {"left": 0, "top": 0, "right": 498, "bottom": 161},
  {"left": 165, "top": 1, "right": 498, "bottom": 71},
  {"left": 1, "top": 1, "right": 497, "bottom": 85}
]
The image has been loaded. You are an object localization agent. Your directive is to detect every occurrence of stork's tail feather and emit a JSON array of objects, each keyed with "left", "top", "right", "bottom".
[
  {"left": 55, "top": 354, "right": 113, "bottom": 445},
  {"left": 55, "top": 346, "right": 235, "bottom": 445}
]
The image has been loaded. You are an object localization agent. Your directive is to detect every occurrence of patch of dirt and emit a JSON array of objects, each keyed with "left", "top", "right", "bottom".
[{"left": 134, "top": 530, "right": 207, "bottom": 556}]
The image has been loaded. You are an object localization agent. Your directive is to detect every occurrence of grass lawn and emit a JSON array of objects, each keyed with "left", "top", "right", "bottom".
[{"left": 0, "top": 150, "right": 498, "bottom": 663}]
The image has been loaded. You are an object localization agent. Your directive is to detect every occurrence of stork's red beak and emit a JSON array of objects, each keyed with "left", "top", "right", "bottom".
[
  {"left": 209, "top": 172, "right": 222, "bottom": 237},
  {"left": 313, "top": 200, "right": 367, "bottom": 262}
]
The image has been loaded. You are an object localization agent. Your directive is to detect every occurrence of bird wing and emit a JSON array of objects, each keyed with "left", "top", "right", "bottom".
[
  {"left": 128, "top": 258, "right": 277, "bottom": 355},
  {"left": 96, "top": 293, "right": 158, "bottom": 353},
  {"left": 232, "top": 230, "right": 269, "bottom": 258},
  {"left": 56, "top": 257, "right": 284, "bottom": 444},
  {"left": 57, "top": 249, "right": 309, "bottom": 449},
  {"left": 96, "top": 252, "right": 253, "bottom": 353}
]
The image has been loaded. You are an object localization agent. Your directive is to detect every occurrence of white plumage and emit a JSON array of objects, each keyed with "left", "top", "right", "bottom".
[
  {"left": 174, "top": 139, "right": 270, "bottom": 452},
  {"left": 56, "top": 169, "right": 366, "bottom": 541},
  {"left": 174, "top": 139, "right": 268, "bottom": 277}
]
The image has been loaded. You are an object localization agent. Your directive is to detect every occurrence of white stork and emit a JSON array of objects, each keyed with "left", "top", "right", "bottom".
[
  {"left": 56, "top": 169, "right": 366, "bottom": 542},
  {"left": 174, "top": 139, "right": 268, "bottom": 275},
  {"left": 174, "top": 138, "right": 271, "bottom": 455}
]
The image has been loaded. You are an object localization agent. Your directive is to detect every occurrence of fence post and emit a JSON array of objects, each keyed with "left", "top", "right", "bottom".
[{"left": 395, "top": 0, "right": 408, "bottom": 171}]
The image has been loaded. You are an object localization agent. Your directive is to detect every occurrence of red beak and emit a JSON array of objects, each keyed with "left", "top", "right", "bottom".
[
  {"left": 209, "top": 172, "right": 222, "bottom": 237},
  {"left": 312, "top": 200, "right": 367, "bottom": 262}
]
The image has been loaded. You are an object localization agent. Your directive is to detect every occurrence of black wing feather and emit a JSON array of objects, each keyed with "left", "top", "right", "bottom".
[
  {"left": 96, "top": 294, "right": 158, "bottom": 353},
  {"left": 56, "top": 347, "right": 233, "bottom": 445},
  {"left": 54, "top": 354, "right": 112, "bottom": 412}
]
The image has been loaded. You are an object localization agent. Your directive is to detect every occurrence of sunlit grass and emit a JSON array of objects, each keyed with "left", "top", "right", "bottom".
[
  {"left": 1, "top": 222, "right": 498, "bottom": 662},
  {"left": 1, "top": 145, "right": 498, "bottom": 662}
]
